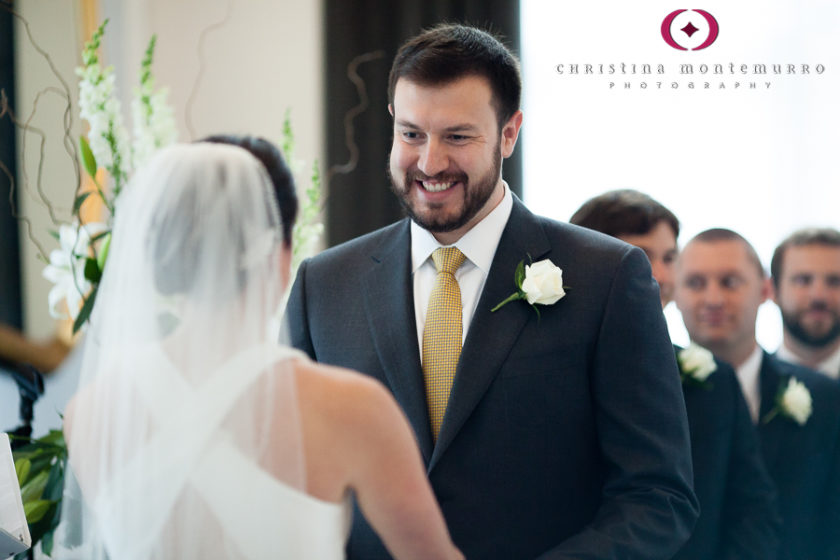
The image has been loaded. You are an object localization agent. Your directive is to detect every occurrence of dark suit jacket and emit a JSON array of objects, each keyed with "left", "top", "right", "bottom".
[
  {"left": 758, "top": 353, "right": 840, "bottom": 560},
  {"left": 674, "top": 348, "right": 780, "bottom": 560},
  {"left": 285, "top": 198, "right": 698, "bottom": 559}
]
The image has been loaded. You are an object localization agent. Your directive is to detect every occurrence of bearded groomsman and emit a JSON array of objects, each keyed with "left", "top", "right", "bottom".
[
  {"left": 771, "top": 228, "right": 840, "bottom": 379},
  {"left": 571, "top": 190, "right": 780, "bottom": 560},
  {"left": 675, "top": 228, "right": 840, "bottom": 560}
]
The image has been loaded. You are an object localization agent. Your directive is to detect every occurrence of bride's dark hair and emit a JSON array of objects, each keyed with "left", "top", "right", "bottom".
[{"left": 200, "top": 134, "right": 298, "bottom": 246}]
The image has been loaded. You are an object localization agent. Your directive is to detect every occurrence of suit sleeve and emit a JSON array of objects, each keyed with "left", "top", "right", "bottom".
[
  {"left": 538, "top": 246, "right": 699, "bottom": 559},
  {"left": 281, "top": 259, "right": 317, "bottom": 359},
  {"left": 716, "top": 373, "right": 781, "bottom": 560},
  {"left": 819, "top": 384, "right": 840, "bottom": 560}
]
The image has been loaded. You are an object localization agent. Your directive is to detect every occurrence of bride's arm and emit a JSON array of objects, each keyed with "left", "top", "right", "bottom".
[
  {"left": 348, "top": 378, "right": 463, "bottom": 560},
  {"left": 300, "top": 363, "right": 463, "bottom": 560}
]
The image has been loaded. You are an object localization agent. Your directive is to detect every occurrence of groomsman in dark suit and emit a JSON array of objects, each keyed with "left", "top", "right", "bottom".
[
  {"left": 286, "top": 25, "right": 698, "bottom": 559},
  {"left": 571, "top": 190, "right": 780, "bottom": 560},
  {"left": 771, "top": 228, "right": 840, "bottom": 379},
  {"left": 675, "top": 227, "right": 840, "bottom": 560}
]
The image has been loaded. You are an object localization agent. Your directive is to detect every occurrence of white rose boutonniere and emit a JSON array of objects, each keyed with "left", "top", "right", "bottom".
[
  {"left": 762, "top": 377, "right": 813, "bottom": 426},
  {"left": 491, "top": 258, "right": 566, "bottom": 318},
  {"left": 677, "top": 343, "right": 717, "bottom": 388}
]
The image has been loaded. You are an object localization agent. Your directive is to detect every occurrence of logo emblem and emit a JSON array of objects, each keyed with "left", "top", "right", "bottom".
[{"left": 661, "top": 9, "right": 719, "bottom": 51}]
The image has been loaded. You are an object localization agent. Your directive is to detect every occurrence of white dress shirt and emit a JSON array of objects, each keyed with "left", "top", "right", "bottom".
[
  {"left": 735, "top": 344, "right": 765, "bottom": 424},
  {"left": 411, "top": 183, "right": 513, "bottom": 363},
  {"left": 777, "top": 341, "right": 840, "bottom": 379}
]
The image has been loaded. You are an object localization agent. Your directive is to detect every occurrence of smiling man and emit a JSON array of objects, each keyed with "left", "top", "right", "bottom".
[
  {"left": 772, "top": 228, "right": 840, "bottom": 378},
  {"left": 286, "top": 24, "right": 697, "bottom": 559},
  {"left": 675, "top": 228, "right": 840, "bottom": 560}
]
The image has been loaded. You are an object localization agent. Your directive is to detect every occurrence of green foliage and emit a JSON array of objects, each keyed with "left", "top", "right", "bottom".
[
  {"left": 78, "top": 136, "right": 97, "bottom": 179},
  {"left": 281, "top": 110, "right": 325, "bottom": 269},
  {"left": 72, "top": 284, "right": 98, "bottom": 334},
  {"left": 12, "top": 430, "right": 68, "bottom": 557},
  {"left": 80, "top": 19, "right": 108, "bottom": 70}
]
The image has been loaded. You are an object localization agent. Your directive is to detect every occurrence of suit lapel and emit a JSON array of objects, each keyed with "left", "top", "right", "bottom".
[
  {"left": 430, "top": 199, "right": 551, "bottom": 470},
  {"left": 758, "top": 352, "right": 785, "bottom": 471},
  {"left": 362, "top": 220, "right": 434, "bottom": 460}
]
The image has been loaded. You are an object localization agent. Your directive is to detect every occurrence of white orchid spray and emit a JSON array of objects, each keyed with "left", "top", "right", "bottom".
[
  {"left": 42, "top": 222, "right": 107, "bottom": 320},
  {"left": 281, "top": 110, "right": 324, "bottom": 272},
  {"left": 131, "top": 35, "right": 177, "bottom": 170},
  {"left": 76, "top": 20, "right": 131, "bottom": 198},
  {"left": 44, "top": 20, "right": 176, "bottom": 332}
]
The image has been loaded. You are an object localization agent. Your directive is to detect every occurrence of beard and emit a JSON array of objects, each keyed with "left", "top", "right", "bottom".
[
  {"left": 388, "top": 144, "right": 502, "bottom": 234},
  {"left": 781, "top": 304, "right": 840, "bottom": 348}
]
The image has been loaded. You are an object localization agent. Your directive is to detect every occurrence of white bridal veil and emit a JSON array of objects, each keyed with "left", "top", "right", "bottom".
[{"left": 58, "top": 143, "right": 306, "bottom": 559}]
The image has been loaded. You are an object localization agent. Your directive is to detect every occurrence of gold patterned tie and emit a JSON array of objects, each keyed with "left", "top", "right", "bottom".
[{"left": 423, "top": 247, "right": 467, "bottom": 441}]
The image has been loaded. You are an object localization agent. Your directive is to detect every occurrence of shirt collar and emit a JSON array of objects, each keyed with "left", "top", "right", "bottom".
[
  {"left": 736, "top": 343, "right": 765, "bottom": 388},
  {"left": 778, "top": 340, "right": 840, "bottom": 378},
  {"left": 411, "top": 182, "right": 513, "bottom": 272}
]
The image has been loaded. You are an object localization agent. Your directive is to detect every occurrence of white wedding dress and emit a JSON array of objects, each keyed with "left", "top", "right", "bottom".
[
  {"left": 62, "top": 343, "right": 351, "bottom": 560},
  {"left": 57, "top": 144, "right": 353, "bottom": 559}
]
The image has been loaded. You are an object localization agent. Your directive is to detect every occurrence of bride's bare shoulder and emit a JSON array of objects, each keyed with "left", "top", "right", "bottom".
[{"left": 289, "top": 358, "right": 401, "bottom": 426}]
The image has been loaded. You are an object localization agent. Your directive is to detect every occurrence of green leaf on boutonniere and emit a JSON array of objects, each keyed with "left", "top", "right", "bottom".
[{"left": 491, "top": 260, "right": 528, "bottom": 313}]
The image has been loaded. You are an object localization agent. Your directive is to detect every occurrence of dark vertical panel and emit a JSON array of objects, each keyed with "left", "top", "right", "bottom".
[
  {"left": 324, "top": 0, "right": 521, "bottom": 246},
  {"left": 0, "top": 2, "right": 22, "bottom": 329}
]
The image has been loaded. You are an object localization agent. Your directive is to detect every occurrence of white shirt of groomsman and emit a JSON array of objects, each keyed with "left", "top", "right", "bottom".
[
  {"left": 771, "top": 228, "right": 840, "bottom": 379},
  {"left": 674, "top": 228, "right": 771, "bottom": 420}
]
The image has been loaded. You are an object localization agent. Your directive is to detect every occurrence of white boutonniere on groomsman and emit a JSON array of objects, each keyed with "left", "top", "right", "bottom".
[
  {"left": 491, "top": 258, "right": 566, "bottom": 319},
  {"left": 762, "top": 377, "right": 813, "bottom": 426},
  {"left": 676, "top": 343, "right": 717, "bottom": 389}
]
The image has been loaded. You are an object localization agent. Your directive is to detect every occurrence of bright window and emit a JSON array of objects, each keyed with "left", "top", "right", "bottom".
[{"left": 520, "top": 1, "right": 840, "bottom": 349}]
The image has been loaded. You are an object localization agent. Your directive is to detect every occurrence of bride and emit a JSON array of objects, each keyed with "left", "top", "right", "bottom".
[{"left": 61, "top": 140, "right": 462, "bottom": 559}]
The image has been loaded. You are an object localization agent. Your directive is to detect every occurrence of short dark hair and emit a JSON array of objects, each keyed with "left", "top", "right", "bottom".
[
  {"left": 388, "top": 23, "right": 521, "bottom": 128},
  {"left": 200, "top": 134, "right": 298, "bottom": 246},
  {"left": 770, "top": 227, "right": 840, "bottom": 288},
  {"left": 688, "top": 228, "right": 765, "bottom": 277},
  {"left": 569, "top": 189, "right": 680, "bottom": 239}
]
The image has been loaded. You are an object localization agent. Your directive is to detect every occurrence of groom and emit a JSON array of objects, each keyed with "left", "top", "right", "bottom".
[{"left": 285, "top": 24, "right": 698, "bottom": 559}]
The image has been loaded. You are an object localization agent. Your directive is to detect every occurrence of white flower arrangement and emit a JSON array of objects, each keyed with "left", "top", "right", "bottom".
[{"left": 47, "top": 19, "right": 176, "bottom": 332}]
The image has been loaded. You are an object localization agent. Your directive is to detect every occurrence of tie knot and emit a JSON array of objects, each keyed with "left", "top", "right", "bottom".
[{"left": 432, "top": 247, "right": 466, "bottom": 275}]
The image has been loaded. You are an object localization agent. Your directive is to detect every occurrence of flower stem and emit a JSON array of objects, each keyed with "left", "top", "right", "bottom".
[
  {"left": 491, "top": 292, "right": 524, "bottom": 312},
  {"left": 761, "top": 407, "right": 779, "bottom": 425}
]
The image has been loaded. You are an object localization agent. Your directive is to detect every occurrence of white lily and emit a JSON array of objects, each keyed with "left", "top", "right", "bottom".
[{"left": 42, "top": 222, "right": 107, "bottom": 319}]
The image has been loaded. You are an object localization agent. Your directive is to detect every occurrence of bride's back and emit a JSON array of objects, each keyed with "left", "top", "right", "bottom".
[{"left": 62, "top": 141, "right": 461, "bottom": 560}]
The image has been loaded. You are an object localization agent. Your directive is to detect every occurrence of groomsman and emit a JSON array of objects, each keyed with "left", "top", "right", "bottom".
[
  {"left": 771, "top": 228, "right": 840, "bottom": 378},
  {"left": 287, "top": 24, "right": 698, "bottom": 559},
  {"left": 570, "top": 190, "right": 780, "bottom": 560},
  {"left": 675, "top": 227, "right": 840, "bottom": 560}
]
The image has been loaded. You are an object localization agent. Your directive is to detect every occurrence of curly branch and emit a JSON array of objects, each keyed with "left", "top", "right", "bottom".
[
  {"left": 0, "top": 5, "right": 80, "bottom": 257},
  {"left": 326, "top": 50, "right": 386, "bottom": 184},
  {"left": 184, "top": 0, "right": 233, "bottom": 140},
  {"left": 0, "top": 156, "right": 49, "bottom": 261}
]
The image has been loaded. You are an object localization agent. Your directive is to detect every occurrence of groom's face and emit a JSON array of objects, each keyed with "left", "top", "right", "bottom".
[{"left": 388, "top": 75, "right": 521, "bottom": 244}]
